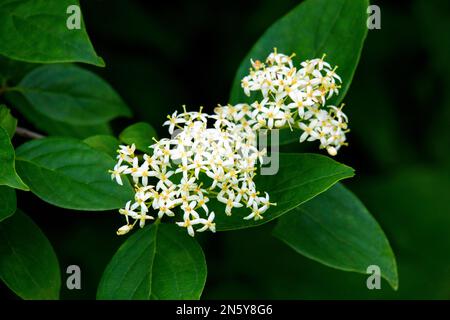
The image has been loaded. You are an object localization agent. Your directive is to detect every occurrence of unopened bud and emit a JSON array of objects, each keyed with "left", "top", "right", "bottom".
[
  {"left": 327, "top": 146, "right": 337, "bottom": 156},
  {"left": 116, "top": 225, "right": 132, "bottom": 235}
]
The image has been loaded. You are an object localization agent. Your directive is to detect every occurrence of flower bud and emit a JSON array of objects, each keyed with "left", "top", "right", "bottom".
[{"left": 116, "top": 225, "right": 132, "bottom": 235}]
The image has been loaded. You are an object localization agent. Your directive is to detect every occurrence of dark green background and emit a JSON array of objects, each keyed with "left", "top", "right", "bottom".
[{"left": 2, "top": 0, "right": 450, "bottom": 299}]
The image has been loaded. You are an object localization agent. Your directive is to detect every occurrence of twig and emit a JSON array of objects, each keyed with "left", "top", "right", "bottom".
[{"left": 15, "top": 126, "right": 45, "bottom": 139}]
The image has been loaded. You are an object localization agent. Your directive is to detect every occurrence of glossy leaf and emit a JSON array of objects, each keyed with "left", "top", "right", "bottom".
[
  {"left": 0, "top": 186, "right": 16, "bottom": 222},
  {"left": 230, "top": 0, "right": 368, "bottom": 105},
  {"left": 273, "top": 183, "right": 398, "bottom": 290},
  {"left": 6, "top": 92, "right": 112, "bottom": 139},
  {"left": 0, "top": 210, "right": 61, "bottom": 299},
  {"left": 119, "top": 122, "right": 157, "bottom": 153},
  {"left": 15, "top": 137, "right": 133, "bottom": 211},
  {"left": 97, "top": 223, "right": 207, "bottom": 300},
  {"left": 355, "top": 168, "right": 450, "bottom": 298},
  {"left": 16, "top": 64, "right": 131, "bottom": 126},
  {"left": 0, "top": 0, "right": 104, "bottom": 66},
  {"left": 214, "top": 153, "right": 354, "bottom": 231},
  {"left": 84, "top": 135, "right": 119, "bottom": 159},
  {"left": 0, "top": 105, "right": 17, "bottom": 138},
  {"left": 0, "top": 127, "right": 28, "bottom": 190}
]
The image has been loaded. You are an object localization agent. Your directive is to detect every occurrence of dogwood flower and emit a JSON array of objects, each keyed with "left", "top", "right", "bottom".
[
  {"left": 119, "top": 201, "right": 138, "bottom": 224},
  {"left": 237, "top": 49, "right": 349, "bottom": 155},
  {"left": 110, "top": 163, "right": 128, "bottom": 186},
  {"left": 111, "top": 49, "right": 350, "bottom": 237},
  {"left": 196, "top": 212, "right": 216, "bottom": 233},
  {"left": 163, "top": 110, "right": 186, "bottom": 134},
  {"left": 111, "top": 107, "right": 273, "bottom": 236},
  {"left": 117, "top": 144, "right": 136, "bottom": 165}
]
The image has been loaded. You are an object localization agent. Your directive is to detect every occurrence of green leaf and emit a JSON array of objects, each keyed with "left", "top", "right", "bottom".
[
  {"left": 273, "top": 183, "right": 398, "bottom": 290},
  {"left": 214, "top": 153, "right": 354, "bottom": 231},
  {"left": 15, "top": 137, "right": 133, "bottom": 211},
  {"left": 119, "top": 122, "right": 157, "bottom": 153},
  {"left": 6, "top": 91, "right": 112, "bottom": 139},
  {"left": 355, "top": 168, "right": 450, "bottom": 298},
  {"left": 0, "top": 0, "right": 104, "bottom": 66},
  {"left": 97, "top": 223, "right": 207, "bottom": 300},
  {"left": 0, "top": 210, "right": 61, "bottom": 299},
  {"left": 0, "top": 127, "right": 28, "bottom": 190},
  {"left": 0, "top": 186, "right": 16, "bottom": 222},
  {"left": 0, "top": 54, "right": 38, "bottom": 84},
  {"left": 0, "top": 104, "right": 17, "bottom": 138},
  {"left": 84, "top": 135, "right": 119, "bottom": 159},
  {"left": 230, "top": 0, "right": 368, "bottom": 105},
  {"left": 15, "top": 64, "right": 131, "bottom": 126}
]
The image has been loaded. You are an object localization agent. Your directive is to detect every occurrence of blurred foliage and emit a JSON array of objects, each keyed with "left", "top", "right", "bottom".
[{"left": 1, "top": 0, "right": 450, "bottom": 299}]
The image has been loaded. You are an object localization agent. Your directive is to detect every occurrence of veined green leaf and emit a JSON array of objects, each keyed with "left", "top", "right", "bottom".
[
  {"left": 84, "top": 135, "right": 120, "bottom": 159},
  {"left": 0, "top": 0, "right": 104, "bottom": 66},
  {"left": 16, "top": 64, "right": 131, "bottom": 126},
  {"left": 15, "top": 137, "right": 133, "bottom": 211},
  {"left": 0, "top": 210, "right": 61, "bottom": 299},
  {"left": 214, "top": 153, "right": 354, "bottom": 231},
  {"left": 6, "top": 92, "right": 112, "bottom": 139},
  {"left": 97, "top": 223, "right": 207, "bottom": 300},
  {"left": 273, "top": 183, "right": 398, "bottom": 290}
]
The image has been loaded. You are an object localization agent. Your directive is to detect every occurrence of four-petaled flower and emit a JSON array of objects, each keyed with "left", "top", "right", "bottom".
[{"left": 111, "top": 49, "right": 349, "bottom": 237}]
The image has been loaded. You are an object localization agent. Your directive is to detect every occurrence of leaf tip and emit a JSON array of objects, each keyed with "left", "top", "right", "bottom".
[{"left": 95, "top": 56, "right": 106, "bottom": 68}]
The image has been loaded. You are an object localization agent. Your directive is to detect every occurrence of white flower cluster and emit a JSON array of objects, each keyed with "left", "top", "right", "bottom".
[
  {"left": 111, "top": 106, "right": 274, "bottom": 237},
  {"left": 111, "top": 49, "right": 350, "bottom": 237},
  {"left": 238, "top": 49, "right": 349, "bottom": 156}
]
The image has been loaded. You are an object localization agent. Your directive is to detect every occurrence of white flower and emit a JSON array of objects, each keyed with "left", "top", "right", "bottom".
[
  {"left": 181, "top": 201, "right": 200, "bottom": 220},
  {"left": 157, "top": 204, "right": 175, "bottom": 219},
  {"left": 299, "top": 120, "right": 318, "bottom": 142},
  {"left": 195, "top": 194, "right": 209, "bottom": 214},
  {"left": 176, "top": 218, "right": 202, "bottom": 237},
  {"left": 163, "top": 110, "right": 186, "bottom": 134},
  {"left": 171, "top": 142, "right": 193, "bottom": 164},
  {"left": 206, "top": 166, "right": 224, "bottom": 190},
  {"left": 246, "top": 190, "right": 259, "bottom": 208},
  {"left": 135, "top": 212, "right": 154, "bottom": 228},
  {"left": 155, "top": 169, "right": 174, "bottom": 190},
  {"left": 123, "top": 157, "right": 140, "bottom": 176},
  {"left": 217, "top": 190, "right": 243, "bottom": 216},
  {"left": 196, "top": 212, "right": 216, "bottom": 233},
  {"left": 234, "top": 49, "right": 348, "bottom": 155},
  {"left": 110, "top": 163, "right": 128, "bottom": 185},
  {"left": 118, "top": 144, "right": 136, "bottom": 157},
  {"left": 119, "top": 201, "right": 138, "bottom": 224},
  {"left": 243, "top": 205, "right": 264, "bottom": 221},
  {"left": 144, "top": 154, "right": 161, "bottom": 171},
  {"left": 132, "top": 162, "right": 154, "bottom": 186},
  {"left": 117, "top": 144, "right": 135, "bottom": 165},
  {"left": 259, "top": 105, "right": 285, "bottom": 129},
  {"left": 111, "top": 49, "right": 351, "bottom": 237}
]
